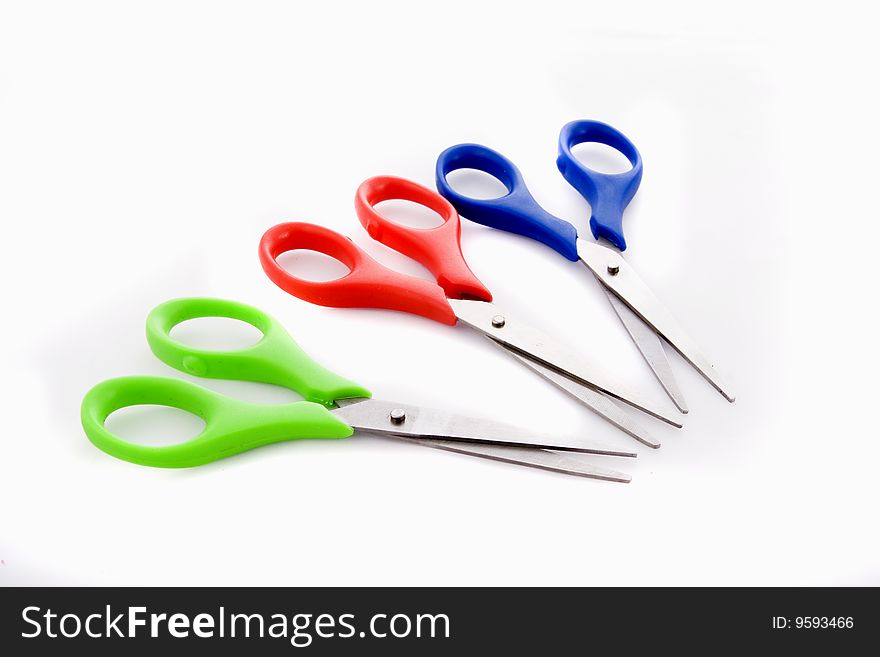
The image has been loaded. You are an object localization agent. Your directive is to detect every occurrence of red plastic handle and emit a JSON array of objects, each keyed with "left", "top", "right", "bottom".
[
  {"left": 355, "top": 176, "right": 492, "bottom": 302},
  {"left": 259, "top": 222, "right": 458, "bottom": 325}
]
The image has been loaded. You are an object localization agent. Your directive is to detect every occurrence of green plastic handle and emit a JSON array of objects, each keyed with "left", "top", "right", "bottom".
[
  {"left": 81, "top": 376, "right": 354, "bottom": 467},
  {"left": 146, "top": 297, "right": 371, "bottom": 407}
]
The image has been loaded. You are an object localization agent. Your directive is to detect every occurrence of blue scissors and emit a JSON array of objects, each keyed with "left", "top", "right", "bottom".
[{"left": 436, "top": 120, "right": 734, "bottom": 410}]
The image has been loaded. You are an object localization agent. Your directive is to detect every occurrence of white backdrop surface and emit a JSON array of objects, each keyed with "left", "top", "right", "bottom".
[{"left": 1, "top": 1, "right": 877, "bottom": 585}]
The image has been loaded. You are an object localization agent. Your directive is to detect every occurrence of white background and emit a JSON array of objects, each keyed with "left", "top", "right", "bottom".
[{"left": 1, "top": 1, "right": 877, "bottom": 586}]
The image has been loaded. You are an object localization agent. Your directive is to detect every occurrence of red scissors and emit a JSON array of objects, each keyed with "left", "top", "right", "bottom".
[{"left": 259, "top": 176, "right": 681, "bottom": 448}]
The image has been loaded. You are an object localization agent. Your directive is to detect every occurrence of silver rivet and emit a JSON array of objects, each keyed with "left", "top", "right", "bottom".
[
  {"left": 389, "top": 408, "right": 407, "bottom": 424},
  {"left": 607, "top": 263, "right": 620, "bottom": 276},
  {"left": 491, "top": 315, "right": 506, "bottom": 328}
]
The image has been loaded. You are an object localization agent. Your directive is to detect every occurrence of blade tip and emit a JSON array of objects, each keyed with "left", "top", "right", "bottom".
[{"left": 596, "top": 470, "right": 632, "bottom": 484}]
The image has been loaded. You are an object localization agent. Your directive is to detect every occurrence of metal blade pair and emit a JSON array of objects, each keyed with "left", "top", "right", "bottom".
[
  {"left": 332, "top": 398, "right": 635, "bottom": 483},
  {"left": 577, "top": 240, "right": 736, "bottom": 408},
  {"left": 448, "top": 298, "right": 682, "bottom": 449}
]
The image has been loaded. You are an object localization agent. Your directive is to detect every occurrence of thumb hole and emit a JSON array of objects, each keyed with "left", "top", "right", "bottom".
[
  {"left": 104, "top": 405, "right": 206, "bottom": 446},
  {"left": 275, "top": 250, "right": 352, "bottom": 282},
  {"left": 169, "top": 317, "right": 264, "bottom": 351},
  {"left": 571, "top": 142, "right": 634, "bottom": 174}
]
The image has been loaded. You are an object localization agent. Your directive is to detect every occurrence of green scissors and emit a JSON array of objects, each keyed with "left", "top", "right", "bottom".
[{"left": 81, "top": 298, "right": 636, "bottom": 482}]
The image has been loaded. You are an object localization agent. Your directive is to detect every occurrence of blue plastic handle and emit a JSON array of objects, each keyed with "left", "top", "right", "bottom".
[
  {"left": 556, "top": 120, "right": 643, "bottom": 251},
  {"left": 435, "top": 143, "right": 580, "bottom": 261}
]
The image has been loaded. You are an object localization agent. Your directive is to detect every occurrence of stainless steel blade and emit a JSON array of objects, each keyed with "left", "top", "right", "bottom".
[
  {"left": 447, "top": 298, "right": 681, "bottom": 426},
  {"left": 604, "top": 287, "right": 689, "bottom": 414},
  {"left": 392, "top": 437, "right": 632, "bottom": 483},
  {"left": 499, "top": 345, "right": 662, "bottom": 448},
  {"left": 331, "top": 398, "right": 635, "bottom": 457},
  {"left": 577, "top": 238, "right": 735, "bottom": 402}
]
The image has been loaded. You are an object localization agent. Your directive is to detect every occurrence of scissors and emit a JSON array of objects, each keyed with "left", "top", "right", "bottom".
[
  {"left": 81, "top": 298, "right": 637, "bottom": 482},
  {"left": 435, "top": 120, "right": 735, "bottom": 412},
  {"left": 259, "top": 176, "right": 682, "bottom": 449}
]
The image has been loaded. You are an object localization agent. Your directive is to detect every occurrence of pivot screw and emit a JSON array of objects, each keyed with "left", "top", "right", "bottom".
[
  {"left": 389, "top": 408, "right": 407, "bottom": 424},
  {"left": 491, "top": 315, "right": 506, "bottom": 328},
  {"left": 607, "top": 263, "right": 620, "bottom": 276}
]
